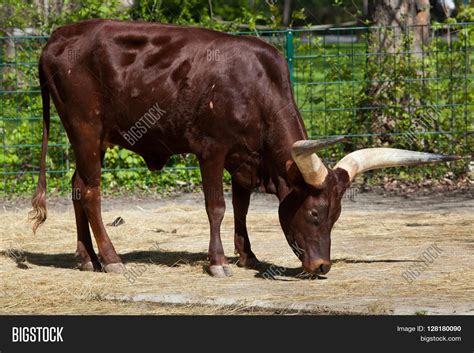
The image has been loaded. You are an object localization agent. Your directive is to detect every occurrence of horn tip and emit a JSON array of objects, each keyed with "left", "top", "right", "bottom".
[
  {"left": 443, "top": 154, "right": 462, "bottom": 161},
  {"left": 426, "top": 154, "right": 462, "bottom": 163}
]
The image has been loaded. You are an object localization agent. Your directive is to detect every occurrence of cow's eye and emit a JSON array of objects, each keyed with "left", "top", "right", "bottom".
[{"left": 308, "top": 209, "right": 319, "bottom": 224}]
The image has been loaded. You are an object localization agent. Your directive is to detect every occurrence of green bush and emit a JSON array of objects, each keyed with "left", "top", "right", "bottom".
[{"left": 0, "top": 3, "right": 472, "bottom": 195}]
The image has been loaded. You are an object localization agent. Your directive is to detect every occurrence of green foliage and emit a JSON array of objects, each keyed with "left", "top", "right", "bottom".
[
  {"left": 292, "top": 24, "right": 472, "bottom": 180},
  {"left": 0, "top": 0, "right": 39, "bottom": 33},
  {"left": 130, "top": 0, "right": 207, "bottom": 25},
  {"left": 128, "top": 0, "right": 302, "bottom": 31},
  {"left": 0, "top": 2, "right": 472, "bottom": 194},
  {"left": 1, "top": 0, "right": 311, "bottom": 35},
  {"left": 454, "top": 4, "right": 474, "bottom": 24},
  {"left": 49, "top": 0, "right": 130, "bottom": 28}
]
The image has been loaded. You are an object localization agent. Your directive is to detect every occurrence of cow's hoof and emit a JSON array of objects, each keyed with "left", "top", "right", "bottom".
[
  {"left": 80, "top": 261, "right": 102, "bottom": 272},
  {"left": 80, "top": 261, "right": 94, "bottom": 272},
  {"left": 223, "top": 265, "right": 233, "bottom": 277},
  {"left": 208, "top": 265, "right": 233, "bottom": 277},
  {"left": 237, "top": 256, "right": 260, "bottom": 270},
  {"left": 104, "top": 263, "right": 125, "bottom": 274}
]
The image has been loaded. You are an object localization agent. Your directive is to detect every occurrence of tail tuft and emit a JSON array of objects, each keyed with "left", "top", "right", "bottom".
[{"left": 29, "top": 188, "right": 47, "bottom": 234}]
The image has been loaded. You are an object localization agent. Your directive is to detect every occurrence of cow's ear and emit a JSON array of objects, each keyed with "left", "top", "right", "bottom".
[
  {"left": 334, "top": 167, "right": 351, "bottom": 192},
  {"left": 285, "top": 160, "right": 305, "bottom": 188}
]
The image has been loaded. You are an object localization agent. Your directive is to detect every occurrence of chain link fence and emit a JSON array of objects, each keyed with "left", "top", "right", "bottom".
[{"left": 1, "top": 23, "right": 472, "bottom": 194}]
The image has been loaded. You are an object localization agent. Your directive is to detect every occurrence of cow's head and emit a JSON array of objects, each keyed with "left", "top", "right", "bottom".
[{"left": 279, "top": 137, "right": 460, "bottom": 275}]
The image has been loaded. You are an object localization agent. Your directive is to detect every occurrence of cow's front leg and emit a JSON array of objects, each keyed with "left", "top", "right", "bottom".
[
  {"left": 232, "top": 178, "right": 259, "bottom": 269},
  {"left": 200, "top": 156, "right": 232, "bottom": 277}
]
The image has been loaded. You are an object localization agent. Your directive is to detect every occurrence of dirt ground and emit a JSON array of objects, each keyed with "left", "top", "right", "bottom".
[{"left": 0, "top": 188, "right": 473, "bottom": 315}]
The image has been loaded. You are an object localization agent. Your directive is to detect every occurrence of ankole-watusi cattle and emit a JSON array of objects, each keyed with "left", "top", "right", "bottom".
[{"left": 30, "top": 19, "right": 461, "bottom": 277}]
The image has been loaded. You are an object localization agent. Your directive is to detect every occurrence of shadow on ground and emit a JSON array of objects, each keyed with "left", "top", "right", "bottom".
[{"left": 1, "top": 250, "right": 422, "bottom": 280}]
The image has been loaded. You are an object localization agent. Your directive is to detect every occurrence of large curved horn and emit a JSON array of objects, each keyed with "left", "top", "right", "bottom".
[
  {"left": 335, "top": 148, "right": 461, "bottom": 182},
  {"left": 291, "top": 137, "right": 345, "bottom": 187}
]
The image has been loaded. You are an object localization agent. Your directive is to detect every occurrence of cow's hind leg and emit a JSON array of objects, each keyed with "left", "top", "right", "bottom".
[
  {"left": 71, "top": 170, "right": 101, "bottom": 271},
  {"left": 232, "top": 178, "right": 259, "bottom": 269},
  {"left": 200, "top": 156, "right": 232, "bottom": 277},
  {"left": 73, "top": 136, "right": 123, "bottom": 273}
]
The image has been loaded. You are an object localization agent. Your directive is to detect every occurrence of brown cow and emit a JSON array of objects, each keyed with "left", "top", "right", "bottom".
[{"left": 30, "top": 19, "right": 460, "bottom": 277}]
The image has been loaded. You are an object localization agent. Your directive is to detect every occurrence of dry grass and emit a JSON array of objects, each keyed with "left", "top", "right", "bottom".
[{"left": 0, "top": 192, "right": 472, "bottom": 315}]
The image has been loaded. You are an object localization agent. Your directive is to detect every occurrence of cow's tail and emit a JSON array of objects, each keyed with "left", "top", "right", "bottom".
[{"left": 29, "top": 60, "right": 50, "bottom": 234}]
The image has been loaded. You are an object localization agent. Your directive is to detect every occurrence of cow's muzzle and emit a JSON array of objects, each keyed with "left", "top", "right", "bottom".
[{"left": 303, "top": 258, "right": 332, "bottom": 275}]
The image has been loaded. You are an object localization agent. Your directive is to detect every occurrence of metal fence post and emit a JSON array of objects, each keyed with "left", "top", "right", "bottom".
[{"left": 285, "top": 30, "right": 294, "bottom": 84}]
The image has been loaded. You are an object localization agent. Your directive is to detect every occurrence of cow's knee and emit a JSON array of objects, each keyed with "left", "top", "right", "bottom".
[
  {"left": 80, "top": 186, "right": 101, "bottom": 210},
  {"left": 206, "top": 204, "right": 225, "bottom": 224}
]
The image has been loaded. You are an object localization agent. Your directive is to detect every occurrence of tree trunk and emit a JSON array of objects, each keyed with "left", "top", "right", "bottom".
[
  {"left": 368, "top": 0, "right": 430, "bottom": 57},
  {"left": 282, "top": 0, "right": 292, "bottom": 27},
  {"left": 357, "top": 0, "right": 431, "bottom": 147},
  {"left": 208, "top": 0, "right": 213, "bottom": 19},
  {"left": 0, "top": 3, "right": 15, "bottom": 91}
]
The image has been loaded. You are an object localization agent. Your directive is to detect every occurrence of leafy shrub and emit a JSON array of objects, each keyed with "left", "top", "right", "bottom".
[{"left": 0, "top": 3, "right": 471, "bottom": 195}]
